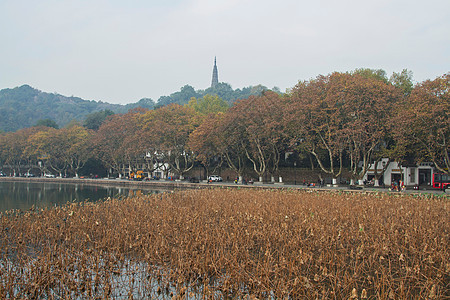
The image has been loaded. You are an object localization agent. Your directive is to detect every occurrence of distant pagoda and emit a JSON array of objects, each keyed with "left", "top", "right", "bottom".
[{"left": 211, "top": 57, "right": 219, "bottom": 88}]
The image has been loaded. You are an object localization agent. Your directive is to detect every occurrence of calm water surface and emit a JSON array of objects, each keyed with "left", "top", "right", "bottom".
[{"left": 0, "top": 181, "right": 164, "bottom": 212}]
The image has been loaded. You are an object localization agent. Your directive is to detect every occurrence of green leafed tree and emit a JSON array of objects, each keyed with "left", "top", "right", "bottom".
[
  {"left": 83, "top": 109, "right": 115, "bottom": 130},
  {"left": 390, "top": 69, "right": 414, "bottom": 97},
  {"left": 157, "top": 85, "right": 199, "bottom": 106},
  {"left": 34, "top": 119, "right": 59, "bottom": 129},
  {"left": 187, "top": 94, "right": 229, "bottom": 116},
  {"left": 352, "top": 68, "right": 389, "bottom": 84}
]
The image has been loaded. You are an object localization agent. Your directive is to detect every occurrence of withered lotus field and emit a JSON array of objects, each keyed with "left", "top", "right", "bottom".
[{"left": 0, "top": 188, "right": 448, "bottom": 299}]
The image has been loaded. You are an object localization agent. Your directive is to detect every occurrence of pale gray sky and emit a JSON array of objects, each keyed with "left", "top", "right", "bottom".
[{"left": 1, "top": 0, "right": 449, "bottom": 104}]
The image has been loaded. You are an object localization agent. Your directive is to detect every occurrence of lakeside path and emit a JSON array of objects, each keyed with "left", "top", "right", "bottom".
[{"left": 1, "top": 176, "right": 448, "bottom": 196}]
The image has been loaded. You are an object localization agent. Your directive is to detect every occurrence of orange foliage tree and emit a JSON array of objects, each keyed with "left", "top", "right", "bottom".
[
  {"left": 395, "top": 73, "right": 449, "bottom": 174},
  {"left": 92, "top": 110, "right": 142, "bottom": 178},
  {"left": 63, "top": 125, "right": 93, "bottom": 177},
  {"left": 0, "top": 127, "right": 50, "bottom": 176},
  {"left": 139, "top": 104, "right": 199, "bottom": 179},
  {"left": 226, "top": 91, "right": 287, "bottom": 182},
  {"left": 194, "top": 110, "right": 248, "bottom": 182},
  {"left": 286, "top": 74, "right": 347, "bottom": 184},
  {"left": 287, "top": 72, "right": 401, "bottom": 184},
  {"left": 27, "top": 127, "right": 69, "bottom": 177},
  {"left": 188, "top": 113, "right": 226, "bottom": 179},
  {"left": 335, "top": 72, "right": 400, "bottom": 184}
]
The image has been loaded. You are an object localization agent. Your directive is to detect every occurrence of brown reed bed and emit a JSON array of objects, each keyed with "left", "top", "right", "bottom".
[{"left": 0, "top": 188, "right": 449, "bottom": 299}]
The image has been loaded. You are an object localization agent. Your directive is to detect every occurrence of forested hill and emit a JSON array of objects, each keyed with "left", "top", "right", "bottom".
[
  {"left": 0, "top": 83, "right": 276, "bottom": 132},
  {"left": 0, "top": 85, "right": 155, "bottom": 132},
  {"left": 156, "top": 83, "right": 274, "bottom": 107}
]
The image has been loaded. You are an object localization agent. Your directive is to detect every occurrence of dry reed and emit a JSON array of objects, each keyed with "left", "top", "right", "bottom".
[{"left": 0, "top": 188, "right": 448, "bottom": 299}]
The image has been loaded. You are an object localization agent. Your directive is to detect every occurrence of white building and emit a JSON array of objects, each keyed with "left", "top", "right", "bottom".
[
  {"left": 151, "top": 163, "right": 170, "bottom": 179},
  {"left": 363, "top": 158, "right": 434, "bottom": 187}
]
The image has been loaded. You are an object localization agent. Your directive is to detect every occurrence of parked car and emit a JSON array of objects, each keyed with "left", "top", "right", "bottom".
[
  {"left": 208, "top": 175, "right": 223, "bottom": 182},
  {"left": 44, "top": 173, "right": 55, "bottom": 178},
  {"left": 0, "top": 171, "right": 5, "bottom": 177}
]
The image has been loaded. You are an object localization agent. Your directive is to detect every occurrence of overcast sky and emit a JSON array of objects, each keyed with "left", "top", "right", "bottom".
[{"left": 1, "top": 0, "right": 449, "bottom": 104}]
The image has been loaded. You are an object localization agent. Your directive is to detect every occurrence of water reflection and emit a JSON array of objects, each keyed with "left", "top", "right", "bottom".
[{"left": 0, "top": 181, "right": 164, "bottom": 212}]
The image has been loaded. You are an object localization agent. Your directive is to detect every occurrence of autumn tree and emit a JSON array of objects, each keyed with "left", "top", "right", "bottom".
[
  {"left": 64, "top": 125, "right": 93, "bottom": 177},
  {"left": 139, "top": 104, "right": 199, "bottom": 179},
  {"left": 92, "top": 111, "right": 140, "bottom": 178},
  {"left": 184, "top": 95, "right": 229, "bottom": 178},
  {"left": 1, "top": 131, "right": 21, "bottom": 176},
  {"left": 337, "top": 73, "right": 400, "bottom": 184},
  {"left": 190, "top": 110, "right": 249, "bottom": 182},
  {"left": 1, "top": 127, "right": 48, "bottom": 176},
  {"left": 287, "top": 72, "right": 401, "bottom": 184},
  {"left": 365, "top": 70, "right": 414, "bottom": 184},
  {"left": 133, "top": 110, "right": 167, "bottom": 178},
  {"left": 27, "top": 128, "right": 68, "bottom": 177},
  {"left": 118, "top": 109, "right": 149, "bottom": 177},
  {"left": 220, "top": 114, "right": 249, "bottom": 181},
  {"left": 395, "top": 73, "right": 449, "bottom": 174},
  {"left": 286, "top": 74, "right": 347, "bottom": 184},
  {"left": 226, "top": 91, "right": 287, "bottom": 182},
  {"left": 188, "top": 113, "right": 225, "bottom": 179}
]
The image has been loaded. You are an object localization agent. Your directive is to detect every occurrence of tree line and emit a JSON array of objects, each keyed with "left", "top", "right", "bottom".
[{"left": 0, "top": 70, "right": 448, "bottom": 182}]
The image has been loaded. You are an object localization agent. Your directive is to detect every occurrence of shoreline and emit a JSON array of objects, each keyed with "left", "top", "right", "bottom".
[
  {"left": 0, "top": 176, "right": 203, "bottom": 190},
  {"left": 1, "top": 176, "right": 448, "bottom": 196}
]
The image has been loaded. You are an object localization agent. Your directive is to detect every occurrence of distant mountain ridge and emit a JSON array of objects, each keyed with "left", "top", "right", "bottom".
[{"left": 0, "top": 85, "right": 155, "bottom": 132}]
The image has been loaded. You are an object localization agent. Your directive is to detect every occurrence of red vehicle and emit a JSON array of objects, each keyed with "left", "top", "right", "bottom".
[{"left": 432, "top": 173, "right": 450, "bottom": 190}]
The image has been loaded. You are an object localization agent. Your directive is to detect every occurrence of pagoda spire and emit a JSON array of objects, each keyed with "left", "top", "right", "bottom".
[{"left": 211, "top": 56, "right": 219, "bottom": 88}]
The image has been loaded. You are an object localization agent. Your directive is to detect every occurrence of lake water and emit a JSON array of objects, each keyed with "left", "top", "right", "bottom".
[{"left": 0, "top": 181, "right": 164, "bottom": 212}]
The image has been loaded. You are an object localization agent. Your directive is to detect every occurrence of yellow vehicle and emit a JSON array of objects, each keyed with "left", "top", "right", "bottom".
[
  {"left": 129, "top": 170, "right": 144, "bottom": 180},
  {"left": 135, "top": 170, "right": 144, "bottom": 180}
]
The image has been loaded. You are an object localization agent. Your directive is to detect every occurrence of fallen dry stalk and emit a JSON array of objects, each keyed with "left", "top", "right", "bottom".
[{"left": 0, "top": 189, "right": 449, "bottom": 298}]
